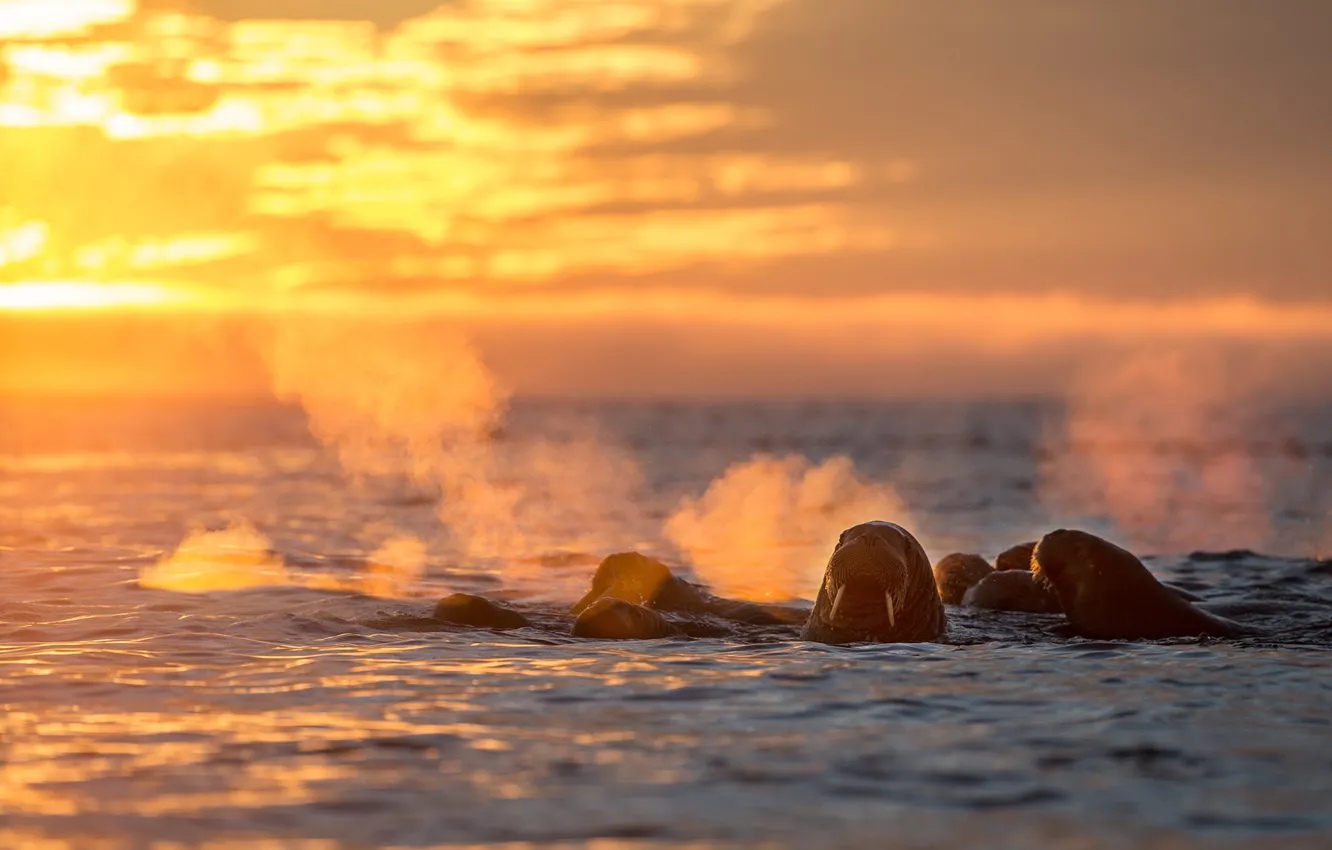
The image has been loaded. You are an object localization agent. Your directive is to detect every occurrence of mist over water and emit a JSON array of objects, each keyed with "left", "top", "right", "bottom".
[
  {"left": 666, "top": 453, "right": 909, "bottom": 600},
  {"left": 254, "top": 316, "right": 904, "bottom": 601},
  {"left": 137, "top": 519, "right": 430, "bottom": 599},
  {"left": 1040, "top": 345, "right": 1332, "bottom": 558}
]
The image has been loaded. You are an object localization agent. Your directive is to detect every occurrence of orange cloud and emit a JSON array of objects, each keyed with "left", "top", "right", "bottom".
[{"left": 1, "top": 0, "right": 1329, "bottom": 399}]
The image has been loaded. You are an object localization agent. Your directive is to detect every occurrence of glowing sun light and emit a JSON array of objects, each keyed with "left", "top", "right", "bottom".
[
  {"left": 0, "top": 0, "right": 134, "bottom": 40},
  {"left": 0, "top": 281, "right": 185, "bottom": 311}
]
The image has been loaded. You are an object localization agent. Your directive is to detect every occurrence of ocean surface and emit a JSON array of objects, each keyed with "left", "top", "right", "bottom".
[{"left": 2, "top": 396, "right": 1332, "bottom": 849}]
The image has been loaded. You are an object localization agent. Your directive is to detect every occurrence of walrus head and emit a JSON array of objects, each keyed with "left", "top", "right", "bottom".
[
  {"left": 932, "top": 552, "right": 993, "bottom": 605},
  {"left": 1030, "top": 528, "right": 1139, "bottom": 611},
  {"left": 801, "top": 521, "right": 946, "bottom": 644},
  {"left": 994, "top": 540, "right": 1038, "bottom": 572}
]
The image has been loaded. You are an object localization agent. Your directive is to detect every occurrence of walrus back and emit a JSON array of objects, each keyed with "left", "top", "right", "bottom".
[{"left": 1035, "top": 529, "right": 1244, "bottom": 640}]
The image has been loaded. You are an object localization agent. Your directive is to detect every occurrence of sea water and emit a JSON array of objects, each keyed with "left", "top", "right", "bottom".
[{"left": 2, "top": 397, "right": 1331, "bottom": 848}]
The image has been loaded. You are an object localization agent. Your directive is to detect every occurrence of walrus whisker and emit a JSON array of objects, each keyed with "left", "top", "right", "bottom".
[
  {"left": 829, "top": 584, "right": 846, "bottom": 622},
  {"left": 884, "top": 590, "right": 896, "bottom": 629}
]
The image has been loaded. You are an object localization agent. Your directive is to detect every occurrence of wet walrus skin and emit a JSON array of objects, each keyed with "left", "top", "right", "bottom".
[
  {"left": 419, "top": 526, "right": 1244, "bottom": 643},
  {"left": 433, "top": 593, "right": 533, "bottom": 629},
  {"left": 994, "top": 541, "right": 1037, "bottom": 572},
  {"left": 571, "top": 551, "right": 799, "bottom": 626},
  {"left": 1032, "top": 529, "right": 1243, "bottom": 640},
  {"left": 932, "top": 553, "right": 993, "bottom": 605},
  {"left": 801, "top": 521, "right": 946, "bottom": 644},
  {"left": 568, "top": 524, "right": 947, "bottom": 643},
  {"left": 965, "top": 537, "right": 1199, "bottom": 616},
  {"left": 573, "top": 597, "right": 683, "bottom": 639}
]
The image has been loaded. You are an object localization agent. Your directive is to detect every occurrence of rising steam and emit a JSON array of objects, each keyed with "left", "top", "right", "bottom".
[
  {"left": 139, "top": 519, "right": 430, "bottom": 596},
  {"left": 267, "top": 317, "right": 507, "bottom": 483},
  {"left": 361, "top": 534, "right": 431, "bottom": 598},
  {"left": 260, "top": 316, "right": 658, "bottom": 599},
  {"left": 139, "top": 519, "right": 291, "bottom": 593},
  {"left": 266, "top": 316, "right": 517, "bottom": 561},
  {"left": 137, "top": 316, "right": 915, "bottom": 603},
  {"left": 665, "top": 454, "right": 910, "bottom": 601},
  {"left": 1041, "top": 345, "right": 1272, "bottom": 553}
]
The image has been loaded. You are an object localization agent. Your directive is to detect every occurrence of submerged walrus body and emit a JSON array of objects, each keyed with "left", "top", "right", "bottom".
[
  {"left": 964, "top": 569, "right": 1063, "bottom": 615},
  {"left": 572, "top": 597, "right": 683, "bottom": 639},
  {"left": 400, "top": 524, "right": 1251, "bottom": 645}
]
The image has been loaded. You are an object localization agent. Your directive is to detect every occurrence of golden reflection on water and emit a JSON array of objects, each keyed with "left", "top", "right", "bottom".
[{"left": 0, "top": 642, "right": 760, "bottom": 824}]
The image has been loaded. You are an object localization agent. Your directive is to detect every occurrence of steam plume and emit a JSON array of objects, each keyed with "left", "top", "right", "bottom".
[
  {"left": 1041, "top": 345, "right": 1270, "bottom": 553},
  {"left": 139, "top": 519, "right": 291, "bottom": 593},
  {"left": 665, "top": 453, "right": 909, "bottom": 600},
  {"left": 139, "top": 519, "right": 434, "bottom": 597},
  {"left": 262, "top": 316, "right": 653, "bottom": 598}
]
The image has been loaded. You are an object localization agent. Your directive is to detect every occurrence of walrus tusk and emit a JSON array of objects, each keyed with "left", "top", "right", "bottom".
[
  {"left": 885, "top": 591, "right": 896, "bottom": 629},
  {"left": 829, "top": 584, "right": 846, "bottom": 622}
]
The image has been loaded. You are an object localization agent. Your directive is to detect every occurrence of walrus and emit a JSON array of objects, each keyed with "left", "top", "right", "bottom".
[
  {"left": 562, "top": 522, "right": 947, "bottom": 643},
  {"left": 800, "top": 521, "right": 946, "bottom": 644},
  {"left": 571, "top": 551, "right": 799, "bottom": 626},
  {"left": 994, "top": 541, "right": 1037, "bottom": 571},
  {"left": 434, "top": 593, "right": 532, "bottom": 629},
  {"left": 933, "top": 553, "right": 993, "bottom": 605},
  {"left": 957, "top": 537, "right": 1199, "bottom": 616},
  {"left": 572, "top": 597, "right": 683, "bottom": 639},
  {"left": 394, "top": 551, "right": 800, "bottom": 641},
  {"left": 570, "top": 551, "right": 688, "bottom": 614},
  {"left": 411, "top": 524, "right": 1252, "bottom": 645},
  {"left": 963, "top": 569, "right": 1062, "bottom": 614},
  {"left": 1032, "top": 529, "right": 1243, "bottom": 639}
]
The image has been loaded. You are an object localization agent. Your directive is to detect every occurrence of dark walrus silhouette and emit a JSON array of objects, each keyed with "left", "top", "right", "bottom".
[
  {"left": 1030, "top": 528, "right": 1243, "bottom": 640},
  {"left": 934, "top": 533, "right": 1208, "bottom": 623},
  {"left": 799, "top": 521, "right": 945, "bottom": 644},
  {"left": 932, "top": 552, "right": 993, "bottom": 606},
  {"left": 964, "top": 568, "right": 1063, "bottom": 615}
]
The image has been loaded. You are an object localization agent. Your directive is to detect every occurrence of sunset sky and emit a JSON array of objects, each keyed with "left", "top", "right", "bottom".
[{"left": 2, "top": 0, "right": 1331, "bottom": 397}]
